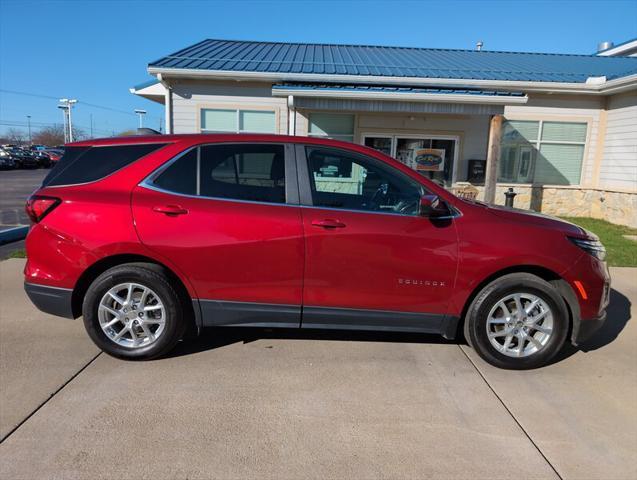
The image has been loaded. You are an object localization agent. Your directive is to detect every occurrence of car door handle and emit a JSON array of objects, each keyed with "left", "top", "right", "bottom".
[
  {"left": 152, "top": 205, "right": 188, "bottom": 216},
  {"left": 311, "top": 219, "right": 346, "bottom": 229}
]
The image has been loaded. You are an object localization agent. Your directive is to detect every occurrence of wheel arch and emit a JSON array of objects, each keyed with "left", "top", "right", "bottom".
[
  {"left": 457, "top": 265, "right": 578, "bottom": 342},
  {"left": 71, "top": 254, "right": 201, "bottom": 334}
]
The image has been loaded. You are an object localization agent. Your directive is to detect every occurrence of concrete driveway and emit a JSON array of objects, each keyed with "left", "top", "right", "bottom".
[{"left": 0, "top": 258, "right": 635, "bottom": 479}]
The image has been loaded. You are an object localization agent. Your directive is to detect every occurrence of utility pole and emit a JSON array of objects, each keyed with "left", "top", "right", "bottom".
[
  {"left": 26, "top": 115, "right": 32, "bottom": 144},
  {"left": 58, "top": 98, "right": 77, "bottom": 142},
  {"left": 134, "top": 109, "right": 147, "bottom": 128},
  {"left": 90, "top": 114, "right": 94, "bottom": 138}
]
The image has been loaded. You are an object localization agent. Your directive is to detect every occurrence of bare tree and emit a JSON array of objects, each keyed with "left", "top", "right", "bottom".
[
  {"left": 32, "top": 124, "right": 87, "bottom": 146},
  {"left": 32, "top": 125, "right": 66, "bottom": 146},
  {"left": 3, "top": 128, "right": 27, "bottom": 145}
]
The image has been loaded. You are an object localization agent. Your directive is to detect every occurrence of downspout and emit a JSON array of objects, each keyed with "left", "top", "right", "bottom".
[
  {"left": 157, "top": 73, "right": 173, "bottom": 134},
  {"left": 287, "top": 95, "right": 296, "bottom": 136}
]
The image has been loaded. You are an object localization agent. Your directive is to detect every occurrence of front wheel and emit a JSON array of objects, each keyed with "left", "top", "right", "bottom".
[
  {"left": 82, "top": 263, "right": 186, "bottom": 360},
  {"left": 464, "top": 273, "right": 569, "bottom": 370}
]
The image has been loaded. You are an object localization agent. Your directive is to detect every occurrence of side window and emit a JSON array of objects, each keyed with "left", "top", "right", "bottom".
[
  {"left": 151, "top": 144, "right": 286, "bottom": 204},
  {"left": 306, "top": 147, "right": 424, "bottom": 215},
  {"left": 153, "top": 149, "right": 197, "bottom": 195},
  {"left": 43, "top": 143, "right": 166, "bottom": 187}
]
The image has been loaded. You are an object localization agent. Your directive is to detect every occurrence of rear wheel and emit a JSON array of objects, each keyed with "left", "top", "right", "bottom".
[
  {"left": 83, "top": 263, "right": 186, "bottom": 360},
  {"left": 464, "top": 273, "right": 569, "bottom": 369}
]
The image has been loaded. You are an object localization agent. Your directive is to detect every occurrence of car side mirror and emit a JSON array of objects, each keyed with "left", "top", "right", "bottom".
[{"left": 419, "top": 195, "right": 451, "bottom": 218}]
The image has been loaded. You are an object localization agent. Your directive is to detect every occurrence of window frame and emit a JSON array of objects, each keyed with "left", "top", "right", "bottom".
[
  {"left": 295, "top": 144, "right": 431, "bottom": 218},
  {"left": 498, "top": 118, "right": 590, "bottom": 187},
  {"left": 141, "top": 142, "right": 299, "bottom": 207},
  {"left": 199, "top": 107, "right": 279, "bottom": 134},
  {"left": 307, "top": 112, "right": 356, "bottom": 143}
]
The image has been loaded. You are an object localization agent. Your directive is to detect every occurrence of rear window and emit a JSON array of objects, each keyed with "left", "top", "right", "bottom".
[{"left": 42, "top": 143, "right": 166, "bottom": 187}]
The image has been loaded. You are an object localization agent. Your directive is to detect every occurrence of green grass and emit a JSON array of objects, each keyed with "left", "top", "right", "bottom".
[
  {"left": 4, "top": 249, "right": 26, "bottom": 259},
  {"left": 561, "top": 217, "right": 637, "bottom": 267}
]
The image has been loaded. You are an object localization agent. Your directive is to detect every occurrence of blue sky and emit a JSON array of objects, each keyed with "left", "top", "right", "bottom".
[{"left": 1, "top": 0, "right": 636, "bottom": 138}]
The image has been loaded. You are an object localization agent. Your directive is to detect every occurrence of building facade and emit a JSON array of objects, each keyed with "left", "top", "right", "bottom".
[{"left": 133, "top": 39, "right": 637, "bottom": 227}]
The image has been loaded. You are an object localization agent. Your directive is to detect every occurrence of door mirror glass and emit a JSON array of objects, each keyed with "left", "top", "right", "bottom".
[{"left": 419, "top": 195, "right": 450, "bottom": 218}]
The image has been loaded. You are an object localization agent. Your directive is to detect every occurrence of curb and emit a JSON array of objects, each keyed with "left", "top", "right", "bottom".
[{"left": 0, "top": 226, "right": 29, "bottom": 246}]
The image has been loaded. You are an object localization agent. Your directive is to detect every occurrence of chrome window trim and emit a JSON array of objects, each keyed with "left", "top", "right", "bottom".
[{"left": 139, "top": 142, "right": 299, "bottom": 207}]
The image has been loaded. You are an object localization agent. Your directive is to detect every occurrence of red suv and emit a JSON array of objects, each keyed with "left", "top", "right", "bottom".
[{"left": 24, "top": 134, "right": 610, "bottom": 369}]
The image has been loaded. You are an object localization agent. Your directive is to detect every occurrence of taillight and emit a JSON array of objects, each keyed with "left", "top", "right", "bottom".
[{"left": 25, "top": 195, "right": 61, "bottom": 223}]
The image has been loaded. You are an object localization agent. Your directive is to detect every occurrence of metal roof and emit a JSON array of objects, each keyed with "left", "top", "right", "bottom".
[
  {"left": 272, "top": 83, "right": 526, "bottom": 97},
  {"left": 149, "top": 39, "right": 637, "bottom": 83}
]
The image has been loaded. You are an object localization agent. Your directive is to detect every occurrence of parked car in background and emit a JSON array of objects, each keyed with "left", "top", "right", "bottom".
[
  {"left": 0, "top": 147, "right": 16, "bottom": 169},
  {"left": 23, "top": 134, "right": 610, "bottom": 369},
  {"left": 44, "top": 148, "right": 63, "bottom": 165},
  {"left": 29, "top": 144, "right": 48, "bottom": 152},
  {"left": 33, "top": 151, "right": 52, "bottom": 168},
  {"left": 6, "top": 147, "right": 38, "bottom": 168}
]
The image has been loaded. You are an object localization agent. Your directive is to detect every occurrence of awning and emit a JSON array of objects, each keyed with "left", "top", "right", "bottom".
[
  {"left": 130, "top": 80, "right": 165, "bottom": 104},
  {"left": 273, "top": 83, "right": 528, "bottom": 105}
]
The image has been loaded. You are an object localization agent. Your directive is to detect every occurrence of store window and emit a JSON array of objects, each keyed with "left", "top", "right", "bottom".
[
  {"left": 308, "top": 113, "right": 355, "bottom": 142},
  {"left": 200, "top": 109, "right": 276, "bottom": 134},
  {"left": 499, "top": 120, "right": 587, "bottom": 185}
]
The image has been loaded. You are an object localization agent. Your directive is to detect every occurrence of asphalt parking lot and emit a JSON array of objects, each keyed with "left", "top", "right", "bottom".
[
  {"left": 0, "top": 258, "right": 635, "bottom": 479},
  {"left": 0, "top": 168, "right": 48, "bottom": 228}
]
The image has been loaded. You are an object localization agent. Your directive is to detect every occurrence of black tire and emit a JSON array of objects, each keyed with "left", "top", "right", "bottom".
[
  {"left": 463, "top": 273, "right": 569, "bottom": 370},
  {"left": 82, "top": 263, "right": 186, "bottom": 360}
]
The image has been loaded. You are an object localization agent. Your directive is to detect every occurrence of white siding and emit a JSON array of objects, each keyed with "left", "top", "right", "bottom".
[
  {"left": 171, "top": 81, "right": 288, "bottom": 134},
  {"left": 599, "top": 93, "right": 637, "bottom": 192},
  {"left": 504, "top": 94, "right": 603, "bottom": 187}
]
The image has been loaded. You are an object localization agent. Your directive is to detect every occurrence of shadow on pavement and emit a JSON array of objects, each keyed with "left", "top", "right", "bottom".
[
  {"left": 168, "top": 327, "right": 453, "bottom": 359},
  {"left": 579, "top": 288, "right": 632, "bottom": 351},
  {"left": 167, "top": 288, "right": 631, "bottom": 361},
  {"left": 549, "top": 288, "right": 632, "bottom": 365}
]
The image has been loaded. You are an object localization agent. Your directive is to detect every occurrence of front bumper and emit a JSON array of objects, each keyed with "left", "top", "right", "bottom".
[
  {"left": 24, "top": 282, "right": 75, "bottom": 319},
  {"left": 573, "top": 311, "right": 607, "bottom": 345}
]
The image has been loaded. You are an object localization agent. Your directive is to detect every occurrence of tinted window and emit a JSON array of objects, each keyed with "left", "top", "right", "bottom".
[
  {"left": 153, "top": 149, "right": 197, "bottom": 195},
  {"left": 151, "top": 144, "right": 286, "bottom": 204},
  {"left": 43, "top": 144, "right": 165, "bottom": 187},
  {"left": 306, "top": 147, "right": 424, "bottom": 215}
]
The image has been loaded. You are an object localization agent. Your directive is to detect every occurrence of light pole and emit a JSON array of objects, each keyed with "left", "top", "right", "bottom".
[
  {"left": 57, "top": 105, "right": 69, "bottom": 143},
  {"left": 26, "top": 115, "right": 32, "bottom": 144},
  {"left": 134, "top": 109, "right": 147, "bottom": 128},
  {"left": 59, "top": 98, "right": 77, "bottom": 142}
]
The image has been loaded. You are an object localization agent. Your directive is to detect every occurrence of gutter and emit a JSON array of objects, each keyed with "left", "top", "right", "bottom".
[
  {"left": 271, "top": 88, "right": 528, "bottom": 105},
  {"left": 148, "top": 67, "right": 637, "bottom": 95}
]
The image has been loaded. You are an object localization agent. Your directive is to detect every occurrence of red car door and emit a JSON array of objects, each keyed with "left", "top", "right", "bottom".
[
  {"left": 132, "top": 142, "right": 304, "bottom": 328},
  {"left": 297, "top": 145, "right": 459, "bottom": 336}
]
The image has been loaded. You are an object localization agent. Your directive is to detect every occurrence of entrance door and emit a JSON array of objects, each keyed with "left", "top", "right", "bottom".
[
  {"left": 298, "top": 144, "right": 459, "bottom": 334},
  {"left": 363, "top": 135, "right": 459, "bottom": 187}
]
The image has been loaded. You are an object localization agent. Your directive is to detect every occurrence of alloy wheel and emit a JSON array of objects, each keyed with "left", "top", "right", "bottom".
[
  {"left": 486, "top": 293, "right": 554, "bottom": 358},
  {"left": 98, "top": 282, "right": 166, "bottom": 348}
]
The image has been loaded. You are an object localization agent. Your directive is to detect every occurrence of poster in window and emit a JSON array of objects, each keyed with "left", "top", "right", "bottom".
[{"left": 414, "top": 148, "right": 445, "bottom": 172}]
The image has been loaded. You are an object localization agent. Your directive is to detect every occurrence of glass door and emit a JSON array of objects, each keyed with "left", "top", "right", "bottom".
[
  {"left": 363, "top": 134, "right": 458, "bottom": 187},
  {"left": 363, "top": 136, "right": 392, "bottom": 156}
]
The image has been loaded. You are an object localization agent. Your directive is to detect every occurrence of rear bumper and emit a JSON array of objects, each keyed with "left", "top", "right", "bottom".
[{"left": 24, "top": 282, "right": 75, "bottom": 319}]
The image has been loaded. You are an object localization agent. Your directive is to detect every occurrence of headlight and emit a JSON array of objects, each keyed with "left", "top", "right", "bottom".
[{"left": 568, "top": 236, "right": 606, "bottom": 261}]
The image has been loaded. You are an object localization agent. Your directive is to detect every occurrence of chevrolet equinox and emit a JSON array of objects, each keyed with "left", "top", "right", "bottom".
[{"left": 24, "top": 134, "right": 610, "bottom": 369}]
